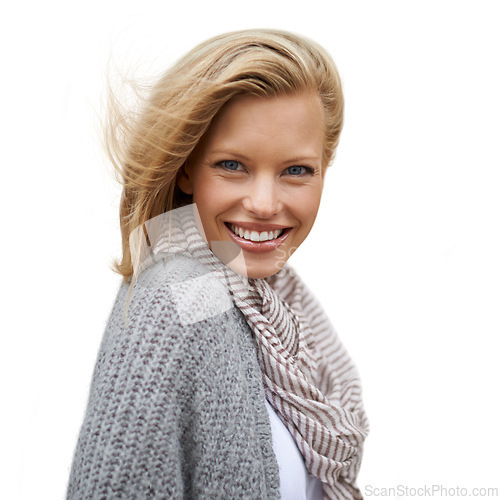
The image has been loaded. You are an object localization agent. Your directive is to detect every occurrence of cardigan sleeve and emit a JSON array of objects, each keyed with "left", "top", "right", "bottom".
[{"left": 67, "top": 258, "right": 280, "bottom": 500}]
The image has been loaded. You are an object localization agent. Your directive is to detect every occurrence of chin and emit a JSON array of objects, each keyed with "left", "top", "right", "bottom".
[
  {"left": 227, "top": 259, "right": 285, "bottom": 280},
  {"left": 209, "top": 238, "right": 290, "bottom": 279}
]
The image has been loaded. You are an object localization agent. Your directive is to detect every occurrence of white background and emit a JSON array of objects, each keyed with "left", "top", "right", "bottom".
[{"left": 2, "top": 1, "right": 499, "bottom": 498}]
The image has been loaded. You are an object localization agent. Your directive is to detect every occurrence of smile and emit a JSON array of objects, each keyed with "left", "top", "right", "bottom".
[
  {"left": 223, "top": 222, "right": 291, "bottom": 254},
  {"left": 228, "top": 223, "right": 284, "bottom": 241}
]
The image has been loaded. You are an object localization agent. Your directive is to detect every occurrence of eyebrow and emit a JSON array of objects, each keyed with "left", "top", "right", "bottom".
[{"left": 208, "top": 150, "right": 321, "bottom": 164}]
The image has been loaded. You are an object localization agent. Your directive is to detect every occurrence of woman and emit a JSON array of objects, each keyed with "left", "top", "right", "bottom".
[{"left": 67, "top": 29, "right": 368, "bottom": 500}]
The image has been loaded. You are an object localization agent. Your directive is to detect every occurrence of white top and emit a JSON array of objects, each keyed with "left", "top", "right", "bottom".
[{"left": 265, "top": 399, "right": 324, "bottom": 500}]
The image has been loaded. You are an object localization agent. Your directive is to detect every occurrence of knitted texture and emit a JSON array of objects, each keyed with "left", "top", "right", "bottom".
[
  {"left": 138, "top": 205, "right": 369, "bottom": 499},
  {"left": 67, "top": 254, "right": 281, "bottom": 499}
]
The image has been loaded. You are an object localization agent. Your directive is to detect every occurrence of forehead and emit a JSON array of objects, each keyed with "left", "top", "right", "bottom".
[{"left": 199, "top": 92, "right": 325, "bottom": 161}]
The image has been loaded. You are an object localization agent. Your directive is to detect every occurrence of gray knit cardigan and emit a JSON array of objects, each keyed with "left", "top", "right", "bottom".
[{"left": 67, "top": 253, "right": 281, "bottom": 499}]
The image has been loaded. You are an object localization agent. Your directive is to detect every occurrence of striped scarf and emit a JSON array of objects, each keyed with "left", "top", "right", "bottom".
[{"left": 131, "top": 204, "right": 369, "bottom": 500}]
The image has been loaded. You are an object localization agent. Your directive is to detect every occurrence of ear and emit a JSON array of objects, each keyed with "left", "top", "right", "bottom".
[{"left": 176, "top": 164, "right": 194, "bottom": 195}]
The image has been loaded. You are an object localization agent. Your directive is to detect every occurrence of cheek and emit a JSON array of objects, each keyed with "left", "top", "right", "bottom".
[
  {"left": 192, "top": 174, "right": 216, "bottom": 208},
  {"left": 196, "top": 175, "right": 243, "bottom": 207},
  {"left": 192, "top": 176, "right": 237, "bottom": 228},
  {"left": 292, "top": 187, "right": 323, "bottom": 227}
]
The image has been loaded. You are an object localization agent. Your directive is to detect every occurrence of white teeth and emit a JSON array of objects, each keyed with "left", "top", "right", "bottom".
[
  {"left": 250, "top": 231, "right": 260, "bottom": 242},
  {"left": 229, "top": 224, "right": 285, "bottom": 242}
]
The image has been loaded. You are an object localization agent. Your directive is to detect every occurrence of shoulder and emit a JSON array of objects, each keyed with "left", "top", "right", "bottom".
[
  {"left": 95, "top": 254, "right": 243, "bottom": 381},
  {"left": 85, "top": 253, "right": 254, "bottom": 430},
  {"left": 111, "top": 253, "right": 234, "bottom": 337},
  {"left": 130, "top": 253, "right": 232, "bottom": 325},
  {"left": 69, "top": 255, "right": 280, "bottom": 499}
]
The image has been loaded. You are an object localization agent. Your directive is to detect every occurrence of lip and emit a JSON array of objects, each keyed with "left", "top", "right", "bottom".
[{"left": 224, "top": 222, "right": 292, "bottom": 253}]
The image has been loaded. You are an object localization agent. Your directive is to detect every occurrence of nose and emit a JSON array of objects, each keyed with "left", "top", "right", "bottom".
[{"left": 242, "top": 175, "right": 282, "bottom": 219}]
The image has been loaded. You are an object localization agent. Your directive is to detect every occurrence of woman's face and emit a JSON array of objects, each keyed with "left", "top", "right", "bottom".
[{"left": 178, "top": 92, "right": 326, "bottom": 279}]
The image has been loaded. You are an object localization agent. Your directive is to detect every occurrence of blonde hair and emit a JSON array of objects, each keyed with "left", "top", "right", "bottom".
[{"left": 106, "top": 29, "right": 344, "bottom": 282}]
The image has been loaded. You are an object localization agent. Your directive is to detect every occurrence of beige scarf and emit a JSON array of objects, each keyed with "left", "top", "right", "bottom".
[{"left": 131, "top": 204, "right": 369, "bottom": 500}]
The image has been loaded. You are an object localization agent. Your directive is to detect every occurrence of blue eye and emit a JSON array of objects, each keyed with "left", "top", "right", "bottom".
[
  {"left": 221, "top": 160, "right": 241, "bottom": 171},
  {"left": 286, "top": 165, "right": 307, "bottom": 176}
]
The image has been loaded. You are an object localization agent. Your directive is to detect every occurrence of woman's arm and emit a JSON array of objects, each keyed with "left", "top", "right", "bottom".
[{"left": 67, "top": 258, "right": 279, "bottom": 499}]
